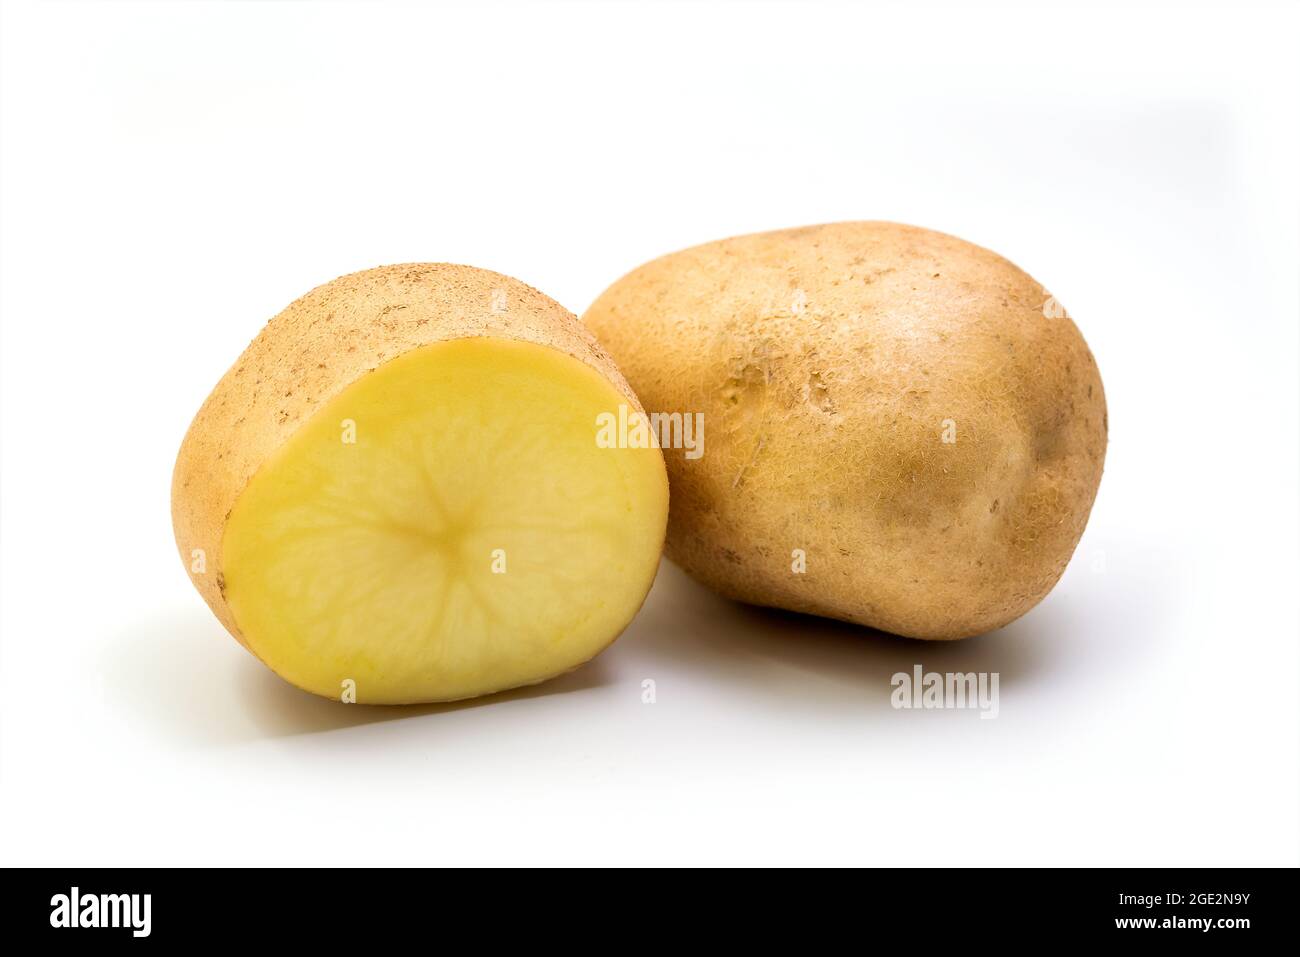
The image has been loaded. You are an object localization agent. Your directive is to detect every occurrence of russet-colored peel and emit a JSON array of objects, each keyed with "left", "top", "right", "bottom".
[{"left": 582, "top": 222, "right": 1107, "bottom": 639}]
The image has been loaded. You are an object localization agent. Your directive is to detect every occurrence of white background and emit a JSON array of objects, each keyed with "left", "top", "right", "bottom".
[{"left": 2, "top": 0, "right": 1297, "bottom": 866}]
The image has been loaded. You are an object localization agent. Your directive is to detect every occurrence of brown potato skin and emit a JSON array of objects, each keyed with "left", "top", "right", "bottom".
[
  {"left": 173, "top": 264, "right": 652, "bottom": 651},
  {"left": 583, "top": 222, "right": 1107, "bottom": 639}
]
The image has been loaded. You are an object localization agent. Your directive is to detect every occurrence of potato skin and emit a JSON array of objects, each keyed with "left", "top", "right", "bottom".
[
  {"left": 583, "top": 222, "right": 1107, "bottom": 639},
  {"left": 172, "top": 264, "right": 652, "bottom": 651}
]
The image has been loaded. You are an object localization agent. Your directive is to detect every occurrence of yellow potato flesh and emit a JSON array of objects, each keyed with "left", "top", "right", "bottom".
[{"left": 221, "top": 338, "right": 666, "bottom": 704}]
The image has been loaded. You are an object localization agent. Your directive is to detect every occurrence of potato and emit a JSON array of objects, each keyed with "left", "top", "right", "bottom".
[
  {"left": 583, "top": 222, "right": 1106, "bottom": 639},
  {"left": 173, "top": 264, "right": 668, "bottom": 703}
]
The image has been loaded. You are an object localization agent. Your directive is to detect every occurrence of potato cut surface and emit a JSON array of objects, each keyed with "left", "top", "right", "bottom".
[{"left": 221, "top": 338, "right": 666, "bottom": 703}]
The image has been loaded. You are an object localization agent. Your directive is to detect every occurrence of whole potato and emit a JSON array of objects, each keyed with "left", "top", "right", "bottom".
[{"left": 583, "top": 222, "right": 1106, "bottom": 639}]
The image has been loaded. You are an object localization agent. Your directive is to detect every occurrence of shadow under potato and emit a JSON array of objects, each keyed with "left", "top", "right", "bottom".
[
  {"left": 115, "top": 559, "right": 1087, "bottom": 745},
  {"left": 621, "top": 562, "right": 1057, "bottom": 713},
  {"left": 105, "top": 610, "right": 614, "bottom": 747}
]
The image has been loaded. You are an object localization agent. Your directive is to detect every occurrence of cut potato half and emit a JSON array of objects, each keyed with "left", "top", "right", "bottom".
[{"left": 173, "top": 265, "right": 668, "bottom": 704}]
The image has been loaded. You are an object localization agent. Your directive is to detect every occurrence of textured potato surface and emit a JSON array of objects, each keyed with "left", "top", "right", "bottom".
[
  {"left": 174, "top": 265, "right": 668, "bottom": 703},
  {"left": 582, "top": 222, "right": 1107, "bottom": 639}
]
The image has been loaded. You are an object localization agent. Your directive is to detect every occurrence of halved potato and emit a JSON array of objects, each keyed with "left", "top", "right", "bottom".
[{"left": 173, "top": 265, "right": 668, "bottom": 704}]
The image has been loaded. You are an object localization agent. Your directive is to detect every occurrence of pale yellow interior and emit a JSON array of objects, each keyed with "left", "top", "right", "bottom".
[{"left": 222, "top": 338, "right": 667, "bottom": 704}]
